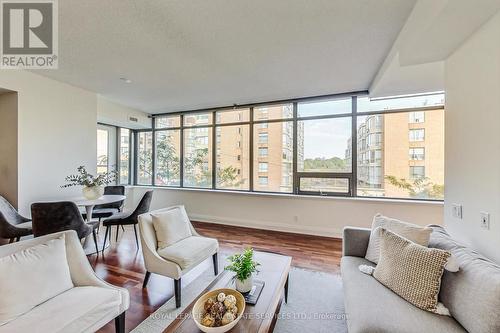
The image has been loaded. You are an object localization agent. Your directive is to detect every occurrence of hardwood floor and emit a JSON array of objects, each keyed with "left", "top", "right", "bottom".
[{"left": 91, "top": 222, "right": 342, "bottom": 332}]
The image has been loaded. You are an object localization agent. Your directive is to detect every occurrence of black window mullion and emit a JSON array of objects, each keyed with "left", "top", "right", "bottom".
[
  {"left": 249, "top": 107, "right": 254, "bottom": 192},
  {"left": 351, "top": 96, "right": 357, "bottom": 197},
  {"left": 292, "top": 102, "right": 298, "bottom": 194},
  {"left": 151, "top": 119, "right": 156, "bottom": 186},
  {"left": 212, "top": 111, "right": 216, "bottom": 190},
  {"left": 179, "top": 115, "right": 184, "bottom": 187}
]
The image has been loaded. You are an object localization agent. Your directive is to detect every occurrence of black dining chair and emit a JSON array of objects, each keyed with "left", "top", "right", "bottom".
[
  {"left": 0, "top": 195, "right": 33, "bottom": 243},
  {"left": 102, "top": 190, "right": 153, "bottom": 251},
  {"left": 81, "top": 185, "right": 125, "bottom": 221},
  {"left": 31, "top": 201, "right": 99, "bottom": 253}
]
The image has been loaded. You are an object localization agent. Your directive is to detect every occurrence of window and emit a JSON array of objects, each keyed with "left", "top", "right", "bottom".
[
  {"left": 409, "top": 112, "right": 425, "bottom": 123},
  {"left": 299, "top": 178, "right": 349, "bottom": 194},
  {"left": 409, "top": 148, "right": 425, "bottom": 160},
  {"left": 254, "top": 104, "right": 293, "bottom": 120},
  {"left": 155, "top": 130, "right": 180, "bottom": 186},
  {"left": 258, "top": 162, "right": 268, "bottom": 172},
  {"left": 258, "top": 133, "right": 268, "bottom": 144},
  {"left": 298, "top": 97, "right": 351, "bottom": 117},
  {"left": 410, "top": 166, "right": 425, "bottom": 179},
  {"left": 184, "top": 127, "right": 212, "bottom": 188},
  {"left": 216, "top": 109, "right": 250, "bottom": 124},
  {"left": 297, "top": 117, "right": 352, "bottom": 172},
  {"left": 118, "top": 128, "right": 131, "bottom": 184},
  {"left": 357, "top": 109, "right": 444, "bottom": 200},
  {"left": 258, "top": 147, "right": 268, "bottom": 157},
  {"left": 97, "top": 129, "right": 109, "bottom": 174},
  {"left": 215, "top": 125, "right": 249, "bottom": 190},
  {"left": 142, "top": 92, "right": 444, "bottom": 200},
  {"left": 137, "top": 131, "right": 153, "bottom": 185},
  {"left": 409, "top": 129, "right": 425, "bottom": 141},
  {"left": 253, "top": 121, "right": 293, "bottom": 193},
  {"left": 155, "top": 115, "right": 180, "bottom": 128}
]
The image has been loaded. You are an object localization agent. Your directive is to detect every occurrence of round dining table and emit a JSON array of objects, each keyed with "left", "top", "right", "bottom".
[{"left": 71, "top": 195, "right": 126, "bottom": 255}]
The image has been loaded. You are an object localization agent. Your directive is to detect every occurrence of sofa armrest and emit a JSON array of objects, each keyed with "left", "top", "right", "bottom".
[{"left": 342, "top": 227, "right": 371, "bottom": 258}]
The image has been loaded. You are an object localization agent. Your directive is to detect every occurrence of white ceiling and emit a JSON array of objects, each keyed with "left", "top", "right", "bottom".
[{"left": 33, "top": 0, "right": 416, "bottom": 113}]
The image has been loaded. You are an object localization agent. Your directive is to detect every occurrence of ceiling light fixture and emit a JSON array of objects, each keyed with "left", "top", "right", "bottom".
[{"left": 120, "top": 77, "right": 132, "bottom": 83}]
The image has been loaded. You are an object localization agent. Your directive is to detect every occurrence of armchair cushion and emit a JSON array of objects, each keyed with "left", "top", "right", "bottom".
[
  {"left": 152, "top": 208, "right": 192, "bottom": 249},
  {"left": 0, "top": 235, "right": 73, "bottom": 325},
  {"left": 0, "top": 286, "right": 122, "bottom": 333},
  {"left": 157, "top": 236, "right": 218, "bottom": 270}
]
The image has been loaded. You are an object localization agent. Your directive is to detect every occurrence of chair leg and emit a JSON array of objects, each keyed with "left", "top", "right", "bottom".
[
  {"left": 121, "top": 225, "right": 125, "bottom": 232},
  {"left": 15, "top": 236, "right": 21, "bottom": 242},
  {"left": 284, "top": 273, "right": 289, "bottom": 303},
  {"left": 212, "top": 253, "right": 218, "bottom": 275},
  {"left": 8, "top": 238, "right": 15, "bottom": 244},
  {"left": 133, "top": 224, "right": 139, "bottom": 248},
  {"left": 115, "top": 225, "right": 119, "bottom": 242},
  {"left": 174, "top": 278, "right": 181, "bottom": 308},
  {"left": 92, "top": 230, "right": 98, "bottom": 254},
  {"left": 114, "top": 312, "right": 125, "bottom": 333},
  {"left": 143, "top": 271, "right": 151, "bottom": 288},
  {"left": 102, "top": 226, "right": 110, "bottom": 252}
]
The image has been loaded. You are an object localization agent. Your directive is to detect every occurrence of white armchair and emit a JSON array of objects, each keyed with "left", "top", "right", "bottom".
[
  {"left": 0, "top": 230, "right": 129, "bottom": 333},
  {"left": 138, "top": 206, "right": 219, "bottom": 308}
]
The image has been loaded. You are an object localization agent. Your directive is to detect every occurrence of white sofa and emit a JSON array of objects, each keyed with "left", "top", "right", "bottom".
[{"left": 0, "top": 230, "right": 129, "bottom": 333}]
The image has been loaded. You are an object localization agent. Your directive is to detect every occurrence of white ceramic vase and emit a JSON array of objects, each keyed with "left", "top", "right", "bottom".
[
  {"left": 235, "top": 276, "right": 253, "bottom": 293},
  {"left": 82, "top": 186, "right": 104, "bottom": 200}
]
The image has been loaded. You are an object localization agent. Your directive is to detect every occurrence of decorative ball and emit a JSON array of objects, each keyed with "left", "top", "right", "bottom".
[
  {"left": 223, "top": 294, "right": 237, "bottom": 308},
  {"left": 230, "top": 305, "right": 238, "bottom": 315},
  {"left": 221, "top": 312, "right": 235, "bottom": 325},
  {"left": 201, "top": 314, "right": 215, "bottom": 327},
  {"left": 217, "top": 292, "right": 226, "bottom": 303},
  {"left": 204, "top": 297, "right": 215, "bottom": 312},
  {"left": 210, "top": 302, "right": 226, "bottom": 319}
]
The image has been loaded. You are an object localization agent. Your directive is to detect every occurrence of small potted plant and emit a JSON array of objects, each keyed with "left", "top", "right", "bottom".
[
  {"left": 225, "top": 248, "right": 260, "bottom": 293},
  {"left": 62, "top": 166, "right": 116, "bottom": 200}
]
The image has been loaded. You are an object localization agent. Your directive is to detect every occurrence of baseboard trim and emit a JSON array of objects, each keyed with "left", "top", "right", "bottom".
[{"left": 189, "top": 213, "right": 343, "bottom": 238}]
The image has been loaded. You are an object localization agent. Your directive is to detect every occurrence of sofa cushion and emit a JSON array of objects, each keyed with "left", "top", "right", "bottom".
[
  {"left": 365, "top": 214, "right": 432, "bottom": 264},
  {"left": 157, "top": 236, "right": 218, "bottom": 270},
  {"left": 373, "top": 228, "right": 451, "bottom": 314},
  {"left": 0, "top": 286, "right": 121, "bottom": 333},
  {"left": 341, "top": 256, "right": 466, "bottom": 333},
  {"left": 429, "top": 225, "right": 500, "bottom": 333},
  {"left": 0, "top": 235, "right": 73, "bottom": 326},
  {"left": 152, "top": 207, "right": 192, "bottom": 249}
]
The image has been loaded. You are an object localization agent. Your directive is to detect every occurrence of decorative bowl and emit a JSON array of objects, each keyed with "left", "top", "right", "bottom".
[{"left": 192, "top": 288, "right": 246, "bottom": 333}]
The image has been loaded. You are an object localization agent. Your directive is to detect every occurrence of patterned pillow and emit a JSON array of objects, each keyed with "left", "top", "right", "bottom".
[
  {"left": 365, "top": 214, "right": 432, "bottom": 264},
  {"left": 373, "top": 228, "right": 451, "bottom": 314}
]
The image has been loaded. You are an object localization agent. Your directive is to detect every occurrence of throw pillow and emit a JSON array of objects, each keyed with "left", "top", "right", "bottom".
[
  {"left": 373, "top": 228, "right": 451, "bottom": 315},
  {"left": 152, "top": 207, "right": 193, "bottom": 249},
  {"left": 365, "top": 214, "right": 432, "bottom": 264},
  {"left": 0, "top": 235, "right": 74, "bottom": 325}
]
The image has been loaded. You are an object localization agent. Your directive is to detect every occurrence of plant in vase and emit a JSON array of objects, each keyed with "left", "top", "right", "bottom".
[
  {"left": 62, "top": 166, "right": 116, "bottom": 200},
  {"left": 225, "top": 248, "right": 260, "bottom": 293}
]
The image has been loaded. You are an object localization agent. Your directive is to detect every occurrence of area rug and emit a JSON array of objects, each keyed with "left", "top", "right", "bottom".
[{"left": 132, "top": 266, "right": 347, "bottom": 332}]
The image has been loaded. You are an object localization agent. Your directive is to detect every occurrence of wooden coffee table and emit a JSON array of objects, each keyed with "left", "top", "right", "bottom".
[{"left": 163, "top": 251, "right": 292, "bottom": 333}]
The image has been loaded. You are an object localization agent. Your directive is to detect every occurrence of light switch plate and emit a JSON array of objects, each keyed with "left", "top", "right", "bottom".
[
  {"left": 480, "top": 212, "right": 490, "bottom": 229},
  {"left": 452, "top": 204, "right": 463, "bottom": 219}
]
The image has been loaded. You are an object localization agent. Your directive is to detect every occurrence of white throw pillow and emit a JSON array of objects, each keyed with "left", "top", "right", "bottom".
[
  {"left": 365, "top": 214, "right": 432, "bottom": 264},
  {"left": 152, "top": 208, "right": 193, "bottom": 250},
  {"left": 0, "top": 235, "right": 74, "bottom": 325}
]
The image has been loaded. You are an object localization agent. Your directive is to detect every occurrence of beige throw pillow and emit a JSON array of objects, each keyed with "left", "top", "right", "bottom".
[
  {"left": 0, "top": 235, "right": 74, "bottom": 325},
  {"left": 365, "top": 214, "right": 432, "bottom": 264},
  {"left": 373, "top": 228, "right": 451, "bottom": 314},
  {"left": 152, "top": 207, "right": 193, "bottom": 250}
]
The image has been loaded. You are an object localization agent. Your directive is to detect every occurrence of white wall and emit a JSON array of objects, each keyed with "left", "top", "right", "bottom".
[
  {"left": 0, "top": 92, "right": 18, "bottom": 207},
  {"left": 0, "top": 71, "right": 97, "bottom": 215},
  {"left": 444, "top": 11, "right": 500, "bottom": 263},
  {"left": 97, "top": 96, "right": 151, "bottom": 129},
  {"left": 129, "top": 187, "right": 443, "bottom": 237}
]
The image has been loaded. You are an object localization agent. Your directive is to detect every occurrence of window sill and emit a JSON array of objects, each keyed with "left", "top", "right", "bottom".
[{"left": 129, "top": 185, "right": 444, "bottom": 206}]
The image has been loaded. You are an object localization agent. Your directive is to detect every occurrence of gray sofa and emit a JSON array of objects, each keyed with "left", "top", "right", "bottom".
[{"left": 341, "top": 225, "right": 500, "bottom": 333}]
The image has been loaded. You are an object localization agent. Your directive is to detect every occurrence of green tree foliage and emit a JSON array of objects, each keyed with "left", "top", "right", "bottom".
[
  {"left": 385, "top": 175, "right": 444, "bottom": 199},
  {"left": 303, "top": 157, "right": 347, "bottom": 172}
]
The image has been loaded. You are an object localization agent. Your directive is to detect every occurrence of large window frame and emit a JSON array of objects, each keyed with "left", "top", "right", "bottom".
[{"left": 125, "top": 91, "right": 444, "bottom": 201}]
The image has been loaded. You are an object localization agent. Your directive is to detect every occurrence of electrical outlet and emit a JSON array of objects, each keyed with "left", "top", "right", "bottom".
[
  {"left": 480, "top": 212, "right": 490, "bottom": 229},
  {"left": 452, "top": 204, "right": 462, "bottom": 219}
]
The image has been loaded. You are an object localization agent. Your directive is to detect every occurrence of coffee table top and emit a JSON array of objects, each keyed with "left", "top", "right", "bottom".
[{"left": 164, "top": 251, "right": 292, "bottom": 333}]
